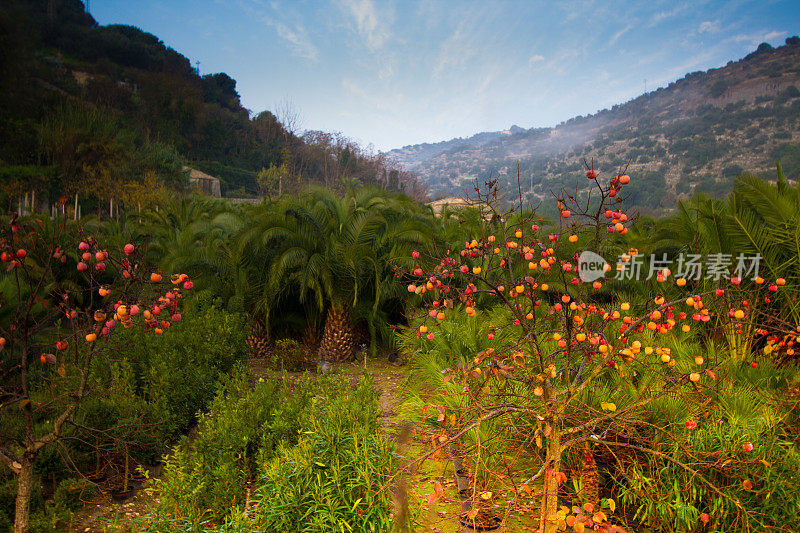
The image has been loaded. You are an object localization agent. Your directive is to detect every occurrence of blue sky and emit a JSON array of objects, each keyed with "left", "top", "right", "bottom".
[{"left": 91, "top": 0, "right": 798, "bottom": 151}]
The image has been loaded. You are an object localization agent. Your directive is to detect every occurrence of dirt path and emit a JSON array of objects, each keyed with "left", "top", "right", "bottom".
[{"left": 69, "top": 480, "right": 158, "bottom": 532}]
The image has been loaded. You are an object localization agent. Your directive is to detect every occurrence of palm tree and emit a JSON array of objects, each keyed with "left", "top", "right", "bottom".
[
  {"left": 726, "top": 166, "right": 800, "bottom": 320},
  {"left": 654, "top": 166, "right": 800, "bottom": 359},
  {"left": 239, "top": 186, "right": 433, "bottom": 362},
  {"left": 134, "top": 197, "right": 247, "bottom": 308}
]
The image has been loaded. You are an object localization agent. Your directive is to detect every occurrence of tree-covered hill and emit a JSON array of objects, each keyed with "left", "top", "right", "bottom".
[
  {"left": 388, "top": 37, "right": 800, "bottom": 215},
  {"left": 0, "top": 0, "right": 420, "bottom": 212}
]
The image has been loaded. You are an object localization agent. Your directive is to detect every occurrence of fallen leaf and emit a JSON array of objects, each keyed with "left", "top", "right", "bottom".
[
  {"left": 426, "top": 481, "right": 444, "bottom": 505},
  {"left": 742, "top": 479, "right": 754, "bottom": 490},
  {"left": 480, "top": 491, "right": 493, "bottom": 500},
  {"left": 600, "top": 402, "right": 617, "bottom": 412}
]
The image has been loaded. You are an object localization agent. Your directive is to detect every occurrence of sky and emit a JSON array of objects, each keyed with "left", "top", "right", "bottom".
[{"left": 90, "top": 0, "right": 799, "bottom": 152}]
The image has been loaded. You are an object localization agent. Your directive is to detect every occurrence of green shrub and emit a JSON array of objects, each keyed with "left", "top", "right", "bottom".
[
  {"left": 154, "top": 368, "right": 314, "bottom": 523},
  {"left": 254, "top": 375, "right": 400, "bottom": 532},
  {"left": 274, "top": 338, "right": 312, "bottom": 371},
  {"left": 111, "top": 303, "right": 250, "bottom": 444},
  {"left": 52, "top": 477, "right": 98, "bottom": 512},
  {"left": 132, "top": 374, "right": 403, "bottom": 533}
]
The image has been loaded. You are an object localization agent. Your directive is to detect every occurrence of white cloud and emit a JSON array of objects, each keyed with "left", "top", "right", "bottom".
[
  {"left": 238, "top": 1, "right": 319, "bottom": 61},
  {"left": 734, "top": 30, "right": 786, "bottom": 45},
  {"left": 762, "top": 30, "right": 785, "bottom": 41},
  {"left": 529, "top": 54, "right": 545, "bottom": 64},
  {"left": 651, "top": 6, "right": 681, "bottom": 25},
  {"left": 433, "top": 25, "right": 477, "bottom": 76},
  {"left": 609, "top": 24, "right": 633, "bottom": 46},
  {"left": 271, "top": 21, "right": 319, "bottom": 61},
  {"left": 340, "top": 0, "right": 390, "bottom": 51},
  {"left": 698, "top": 20, "right": 720, "bottom": 34},
  {"left": 432, "top": 7, "right": 491, "bottom": 77}
]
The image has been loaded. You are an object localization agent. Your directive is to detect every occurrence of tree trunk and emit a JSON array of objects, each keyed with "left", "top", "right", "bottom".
[
  {"left": 539, "top": 408, "right": 562, "bottom": 533},
  {"left": 581, "top": 444, "right": 599, "bottom": 509},
  {"left": 317, "top": 305, "right": 355, "bottom": 362},
  {"left": 14, "top": 456, "right": 34, "bottom": 533}
]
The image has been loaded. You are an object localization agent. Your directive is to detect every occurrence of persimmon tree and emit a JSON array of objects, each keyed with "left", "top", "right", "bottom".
[
  {"left": 0, "top": 210, "right": 191, "bottom": 533},
  {"left": 404, "top": 170, "right": 793, "bottom": 532}
]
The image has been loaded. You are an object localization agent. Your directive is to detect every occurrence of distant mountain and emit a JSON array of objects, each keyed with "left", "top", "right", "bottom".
[
  {"left": 387, "top": 38, "right": 800, "bottom": 215},
  {"left": 390, "top": 125, "right": 527, "bottom": 169}
]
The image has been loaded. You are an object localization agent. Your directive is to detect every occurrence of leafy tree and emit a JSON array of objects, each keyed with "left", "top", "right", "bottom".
[
  {"left": 400, "top": 170, "right": 791, "bottom": 532},
  {"left": 0, "top": 212, "right": 190, "bottom": 533}
]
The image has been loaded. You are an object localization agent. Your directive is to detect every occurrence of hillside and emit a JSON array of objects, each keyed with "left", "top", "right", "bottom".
[
  {"left": 388, "top": 38, "right": 800, "bottom": 214},
  {"left": 0, "top": 0, "right": 420, "bottom": 211}
]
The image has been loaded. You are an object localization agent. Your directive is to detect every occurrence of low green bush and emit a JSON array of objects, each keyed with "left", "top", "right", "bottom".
[
  {"left": 131, "top": 373, "right": 404, "bottom": 533},
  {"left": 108, "top": 302, "right": 250, "bottom": 446},
  {"left": 153, "top": 367, "right": 314, "bottom": 523},
  {"left": 254, "top": 376, "right": 398, "bottom": 532}
]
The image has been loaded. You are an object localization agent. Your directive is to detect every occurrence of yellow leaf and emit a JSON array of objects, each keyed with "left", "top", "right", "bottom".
[
  {"left": 437, "top": 413, "right": 445, "bottom": 422},
  {"left": 604, "top": 498, "right": 616, "bottom": 513},
  {"left": 480, "top": 491, "right": 493, "bottom": 500},
  {"left": 574, "top": 522, "right": 585, "bottom": 533},
  {"left": 760, "top": 459, "right": 771, "bottom": 468},
  {"left": 600, "top": 402, "right": 617, "bottom": 412},
  {"left": 467, "top": 507, "right": 479, "bottom": 519}
]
